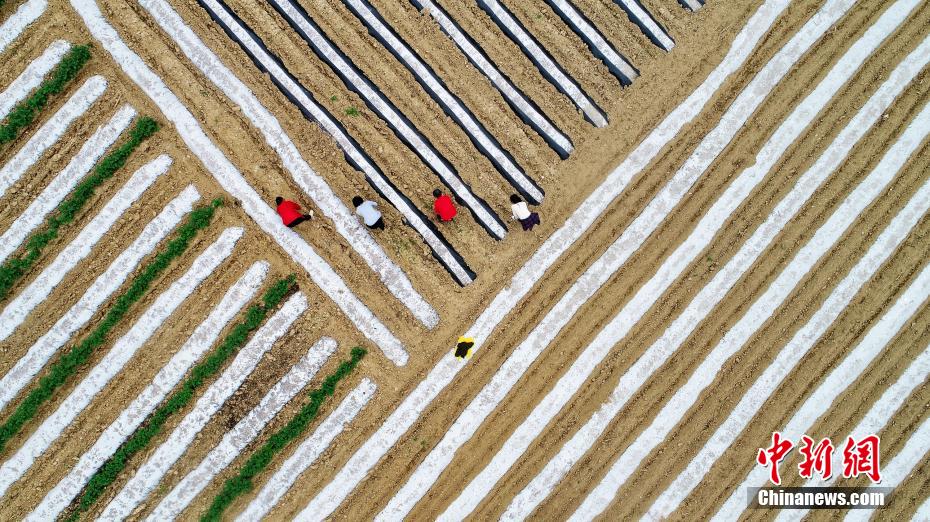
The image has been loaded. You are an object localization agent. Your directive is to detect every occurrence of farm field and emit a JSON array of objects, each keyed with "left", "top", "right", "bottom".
[{"left": 0, "top": 0, "right": 929, "bottom": 520}]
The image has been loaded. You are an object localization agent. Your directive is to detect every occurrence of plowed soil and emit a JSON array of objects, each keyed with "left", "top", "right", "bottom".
[{"left": 1, "top": 0, "right": 928, "bottom": 520}]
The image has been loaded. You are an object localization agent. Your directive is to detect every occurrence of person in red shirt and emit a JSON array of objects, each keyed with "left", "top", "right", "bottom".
[
  {"left": 275, "top": 196, "right": 313, "bottom": 227},
  {"left": 433, "top": 188, "right": 457, "bottom": 222}
]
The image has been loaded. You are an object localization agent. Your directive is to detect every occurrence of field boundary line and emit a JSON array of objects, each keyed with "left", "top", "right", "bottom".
[
  {"left": 148, "top": 337, "right": 337, "bottom": 520},
  {"left": 0, "top": 155, "right": 169, "bottom": 341},
  {"left": 99, "top": 291, "right": 309, "bottom": 520},
  {"left": 33, "top": 261, "right": 268, "bottom": 518},
  {"left": 0, "top": 185, "right": 199, "bottom": 409},
  {"left": 0, "top": 75, "right": 106, "bottom": 199},
  {"left": 409, "top": 0, "right": 572, "bottom": 158},
  {"left": 0, "top": 0, "right": 46, "bottom": 53},
  {"left": 300, "top": 0, "right": 793, "bottom": 517},
  {"left": 243, "top": 377, "right": 375, "bottom": 521},
  {"left": 508, "top": 5, "right": 927, "bottom": 519},
  {"left": 72, "top": 0, "right": 408, "bottom": 364},
  {"left": 139, "top": 0, "right": 441, "bottom": 319},
  {"left": 3, "top": 228, "right": 240, "bottom": 505},
  {"left": 0, "top": 39, "right": 70, "bottom": 119},
  {"left": 0, "top": 104, "right": 135, "bottom": 262},
  {"left": 475, "top": 0, "right": 607, "bottom": 126}
]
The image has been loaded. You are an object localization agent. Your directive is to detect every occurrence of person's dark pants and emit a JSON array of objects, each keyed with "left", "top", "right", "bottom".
[
  {"left": 286, "top": 214, "right": 312, "bottom": 228},
  {"left": 520, "top": 212, "right": 540, "bottom": 231},
  {"left": 368, "top": 217, "right": 385, "bottom": 230}
]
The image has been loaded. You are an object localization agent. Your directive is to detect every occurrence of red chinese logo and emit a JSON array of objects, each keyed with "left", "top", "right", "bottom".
[
  {"left": 757, "top": 432, "right": 794, "bottom": 485},
  {"left": 842, "top": 435, "right": 881, "bottom": 483},
  {"left": 798, "top": 436, "right": 834, "bottom": 479},
  {"left": 757, "top": 433, "right": 882, "bottom": 485}
]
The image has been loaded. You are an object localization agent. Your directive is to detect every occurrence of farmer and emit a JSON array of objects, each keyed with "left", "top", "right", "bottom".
[
  {"left": 455, "top": 336, "right": 474, "bottom": 359},
  {"left": 510, "top": 194, "right": 540, "bottom": 231},
  {"left": 275, "top": 196, "right": 313, "bottom": 228},
  {"left": 352, "top": 195, "right": 385, "bottom": 230},
  {"left": 433, "top": 188, "right": 457, "bottom": 222}
]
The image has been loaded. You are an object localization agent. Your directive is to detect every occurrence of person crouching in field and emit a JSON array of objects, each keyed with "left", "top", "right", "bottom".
[
  {"left": 455, "top": 336, "right": 474, "bottom": 359},
  {"left": 433, "top": 188, "right": 457, "bottom": 222},
  {"left": 510, "top": 194, "right": 540, "bottom": 231},
  {"left": 275, "top": 196, "right": 313, "bottom": 227},
  {"left": 353, "top": 195, "right": 385, "bottom": 230}
]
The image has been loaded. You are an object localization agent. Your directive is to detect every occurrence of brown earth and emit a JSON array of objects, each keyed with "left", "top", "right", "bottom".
[{"left": 0, "top": 0, "right": 928, "bottom": 520}]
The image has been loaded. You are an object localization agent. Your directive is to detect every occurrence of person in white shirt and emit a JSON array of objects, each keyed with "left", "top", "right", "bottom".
[
  {"left": 353, "top": 196, "right": 385, "bottom": 230},
  {"left": 510, "top": 194, "right": 540, "bottom": 231}
]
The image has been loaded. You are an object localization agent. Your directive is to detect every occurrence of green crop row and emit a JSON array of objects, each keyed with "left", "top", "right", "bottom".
[
  {"left": 0, "top": 198, "right": 223, "bottom": 455},
  {"left": 203, "top": 346, "right": 368, "bottom": 521},
  {"left": 68, "top": 274, "right": 297, "bottom": 519},
  {"left": 0, "top": 116, "right": 159, "bottom": 301},
  {"left": 0, "top": 45, "right": 91, "bottom": 143}
]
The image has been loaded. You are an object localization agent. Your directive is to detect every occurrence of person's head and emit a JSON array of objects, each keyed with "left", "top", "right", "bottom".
[
  {"left": 433, "top": 188, "right": 442, "bottom": 198},
  {"left": 510, "top": 194, "right": 523, "bottom": 204},
  {"left": 275, "top": 196, "right": 283, "bottom": 206},
  {"left": 352, "top": 196, "right": 364, "bottom": 207}
]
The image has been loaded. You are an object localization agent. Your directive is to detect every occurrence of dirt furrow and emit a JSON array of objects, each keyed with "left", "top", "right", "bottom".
[
  {"left": 504, "top": 26, "right": 930, "bottom": 522},
  {"left": 759, "top": 318, "right": 930, "bottom": 522},
  {"left": 96, "top": 0, "right": 456, "bottom": 337},
  {"left": 500, "top": 0, "right": 625, "bottom": 108},
  {"left": 367, "top": 0, "right": 560, "bottom": 170},
  {"left": 282, "top": 1, "right": 834, "bottom": 519},
  {"left": 241, "top": 0, "right": 523, "bottom": 216},
  {"left": 388, "top": 2, "right": 923, "bottom": 518},
  {"left": 149, "top": 0, "right": 510, "bottom": 291}
]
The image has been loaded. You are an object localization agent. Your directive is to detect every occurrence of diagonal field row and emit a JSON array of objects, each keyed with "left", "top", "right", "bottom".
[
  {"left": 264, "top": 0, "right": 508, "bottom": 234},
  {"left": 237, "top": 376, "right": 376, "bottom": 521},
  {"left": 32, "top": 261, "right": 269, "bottom": 517},
  {"left": 0, "top": 227, "right": 242, "bottom": 499},
  {"left": 383, "top": 0, "right": 869, "bottom": 514},
  {"left": 286, "top": 1, "right": 930, "bottom": 521},
  {"left": 506, "top": 1, "right": 928, "bottom": 519},
  {"left": 153, "top": 0, "right": 675, "bottom": 286},
  {"left": 300, "top": 0, "right": 796, "bottom": 517},
  {"left": 0, "top": 104, "right": 135, "bottom": 262},
  {"left": 509, "top": 12, "right": 930, "bottom": 521},
  {"left": 780, "top": 337, "right": 930, "bottom": 520},
  {"left": 0, "top": 0, "right": 46, "bottom": 53},
  {"left": 408, "top": 0, "right": 572, "bottom": 158},
  {"left": 72, "top": 0, "right": 410, "bottom": 364},
  {"left": 0, "top": 185, "right": 200, "bottom": 410},
  {"left": 600, "top": 92, "right": 930, "bottom": 522},
  {"left": 0, "top": 75, "right": 106, "bottom": 199},
  {"left": 146, "top": 336, "right": 339, "bottom": 520},
  {"left": 0, "top": 39, "right": 69, "bottom": 119},
  {"left": 0, "top": 154, "right": 170, "bottom": 341},
  {"left": 97, "top": 291, "right": 310, "bottom": 520},
  {"left": 336, "top": 0, "right": 545, "bottom": 205},
  {"left": 8, "top": 0, "right": 930, "bottom": 519}
]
